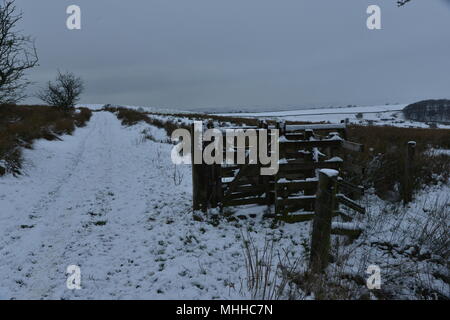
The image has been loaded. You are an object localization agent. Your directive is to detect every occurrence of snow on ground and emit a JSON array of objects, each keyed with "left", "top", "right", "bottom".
[
  {"left": 1, "top": 110, "right": 448, "bottom": 300},
  {"left": 78, "top": 104, "right": 191, "bottom": 115},
  {"left": 0, "top": 111, "right": 307, "bottom": 300},
  {"left": 217, "top": 104, "right": 406, "bottom": 118},
  {"left": 338, "top": 183, "right": 450, "bottom": 299},
  {"left": 426, "top": 148, "right": 450, "bottom": 157},
  {"left": 215, "top": 104, "right": 450, "bottom": 129}
]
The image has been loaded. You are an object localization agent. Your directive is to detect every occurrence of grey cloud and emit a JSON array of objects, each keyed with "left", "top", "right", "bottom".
[{"left": 14, "top": 0, "right": 450, "bottom": 111}]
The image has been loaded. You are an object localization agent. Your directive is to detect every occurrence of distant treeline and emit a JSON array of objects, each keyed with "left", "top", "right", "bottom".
[{"left": 403, "top": 99, "right": 450, "bottom": 123}]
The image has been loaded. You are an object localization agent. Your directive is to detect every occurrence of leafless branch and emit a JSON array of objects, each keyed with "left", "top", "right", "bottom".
[
  {"left": 397, "top": 0, "right": 412, "bottom": 7},
  {"left": 37, "top": 70, "right": 84, "bottom": 108},
  {"left": 0, "top": 0, "right": 38, "bottom": 104}
]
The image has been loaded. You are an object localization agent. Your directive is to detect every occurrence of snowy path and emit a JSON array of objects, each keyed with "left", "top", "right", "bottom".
[
  {"left": 0, "top": 112, "right": 307, "bottom": 299},
  {"left": 2, "top": 111, "right": 446, "bottom": 300}
]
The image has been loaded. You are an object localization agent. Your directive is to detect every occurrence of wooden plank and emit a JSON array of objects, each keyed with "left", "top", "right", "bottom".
[
  {"left": 215, "top": 164, "right": 223, "bottom": 210},
  {"left": 222, "top": 197, "right": 267, "bottom": 207},
  {"left": 337, "top": 180, "right": 364, "bottom": 196},
  {"left": 222, "top": 176, "right": 261, "bottom": 187},
  {"left": 331, "top": 227, "right": 362, "bottom": 239},
  {"left": 278, "top": 195, "right": 316, "bottom": 203},
  {"left": 277, "top": 196, "right": 316, "bottom": 213},
  {"left": 333, "top": 211, "right": 353, "bottom": 222},
  {"left": 277, "top": 172, "right": 308, "bottom": 180},
  {"left": 284, "top": 133, "right": 305, "bottom": 140},
  {"left": 281, "top": 139, "right": 342, "bottom": 151},
  {"left": 337, "top": 194, "right": 366, "bottom": 214},
  {"left": 278, "top": 161, "right": 341, "bottom": 173},
  {"left": 221, "top": 165, "right": 261, "bottom": 177},
  {"left": 224, "top": 190, "right": 266, "bottom": 201},
  {"left": 281, "top": 205, "right": 314, "bottom": 214},
  {"left": 281, "top": 152, "right": 312, "bottom": 159},
  {"left": 230, "top": 184, "right": 266, "bottom": 194},
  {"left": 276, "top": 179, "right": 318, "bottom": 191},
  {"left": 221, "top": 169, "right": 238, "bottom": 178},
  {"left": 218, "top": 126, "right": 259, "bottom": 133},
  {"left": 223, "top": 166, "right": 278, "bottom": 179},
  {"left": 286, "top": 124, "right": 346, "bottom": 132},
  {"left": 223, "top": 122, "right": 272, "bottom": 198},
  {"left": 274, "top": 172, "right": 280, "bottom": 216},
  {"left": 223, "top": 164, "right": 260, "bottom": 197},
  {"left": 342, "top": 140, "right": 364, "bottom": 153},
  {"left": 276, "top": 212, "right": 315, "bottom": 223},
  {"left": 191, "top": 124, "right": 200, "bottom": 211}
]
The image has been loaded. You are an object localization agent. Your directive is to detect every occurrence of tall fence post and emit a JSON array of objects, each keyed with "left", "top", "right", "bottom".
[
  {"left": 310, "top": 169, "right": 338, "bottom": 274},
  {"left": 191, "top": 123, "right": 200, "bottom": 211},
  {"left": 403, "top": 141, "right": 416, "bottom": 204}
]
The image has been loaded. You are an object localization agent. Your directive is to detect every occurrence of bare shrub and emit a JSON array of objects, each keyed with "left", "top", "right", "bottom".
[
  {"left": 333, "top": 194, "right": 450, "bottom": 300},
  {"left": 173, "top": 165, "right": 184, "bottom": 186},
  {"left": 241, "top": 233, "right": 301, "bottom": 300},
  {"left": 135, "top": 129, "right": 157, "bottom": 145},
  {"left": 416, "top": 197, "right": 449, "bottom": 259},
  {"left": 37, "top": 71, "right": 84, "bottom": 108}
]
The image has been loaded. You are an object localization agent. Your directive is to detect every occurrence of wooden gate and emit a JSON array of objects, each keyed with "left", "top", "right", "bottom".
[{"left": 191, "top": 121, "right": 365, "bottom": 222}]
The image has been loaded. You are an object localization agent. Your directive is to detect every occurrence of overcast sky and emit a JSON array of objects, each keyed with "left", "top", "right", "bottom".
[{"left": 15, "top": 0, "right": 450, "bottom": 111}]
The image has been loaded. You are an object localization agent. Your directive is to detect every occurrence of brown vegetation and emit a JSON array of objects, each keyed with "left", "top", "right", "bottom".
[
  {"left": 0, "top": 104, "right": 92, "bottom": 176},
  {"left": 103, "top": 106, "right": 449, "bottom": 202},
  {"left": 102, "top": 106, "right": 184, "bottom": 138},
  {"left": 346, "top": 125, "right": 450, "bottom": 200},
  {"left": 103, "top": 106, "right": 314, "bottom": 136}
]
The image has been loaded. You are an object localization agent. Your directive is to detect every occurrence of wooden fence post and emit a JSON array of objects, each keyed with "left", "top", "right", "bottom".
[
  {"left": 403, "top": 141, "right": 416, "bottom": 204},
  {"left": 310, "top": 169, "right": 338, "bottom": 274},
  {"left": 304, "top": 129, "right": 316, "bottom": 211},
  {"left": 191, "top": 123, "right": 201, "bottom": 211}
]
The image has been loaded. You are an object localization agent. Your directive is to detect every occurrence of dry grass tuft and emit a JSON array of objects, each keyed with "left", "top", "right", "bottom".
[
  {"left": 0, "top": 104, "right": 92, "bottom": 176},
  {"left": 241, "top": 232, "right": 302, "bottom": 300},
  {"left": 103, "top": 106, "right": 185, "bottom": 138},
  {"left": 346, "top": 125, "right": 450, "bottom": 201}
]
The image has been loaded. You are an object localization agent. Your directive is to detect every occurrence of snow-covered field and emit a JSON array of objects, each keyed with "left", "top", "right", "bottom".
[
  {"left": 0, "top": 110, "right": 448, "bottom": 300},
  {"left": 215, "top": 104, "right": 450, "bottom": 129},
  {"left": 0, "top": 112, "right": 307, "bottom": 299},
  {"left": 79, "top": 104, "right": 192, "bottom": 115}
]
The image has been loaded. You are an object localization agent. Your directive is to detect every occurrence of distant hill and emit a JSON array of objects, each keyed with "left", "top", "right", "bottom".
[{"left": 403, "top": 99, "right": 450, "bottom": 123}]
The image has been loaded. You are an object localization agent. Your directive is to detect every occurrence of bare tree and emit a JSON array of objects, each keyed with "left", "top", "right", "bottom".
[
  {"left": 37, "top": 71, "right": 84, "bottom": 108},
  {"left": 0, "top": 0, "right": 38, "bottom": 104},
  {"left": 397, "top": 0, "right": 412, "bottom": 6}
]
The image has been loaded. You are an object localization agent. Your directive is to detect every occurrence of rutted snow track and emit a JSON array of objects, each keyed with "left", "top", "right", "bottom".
[
  {"left": 0, "top": 111, "right": 307, "bottom": 299},
  {"left": 2, "top": 111, "right": 446, "bottom": 300}
]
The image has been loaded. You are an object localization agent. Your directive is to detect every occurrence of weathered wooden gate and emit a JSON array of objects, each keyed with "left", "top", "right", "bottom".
[{"left": 191, "top": 121, "right": 365, "bottom": 222}]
